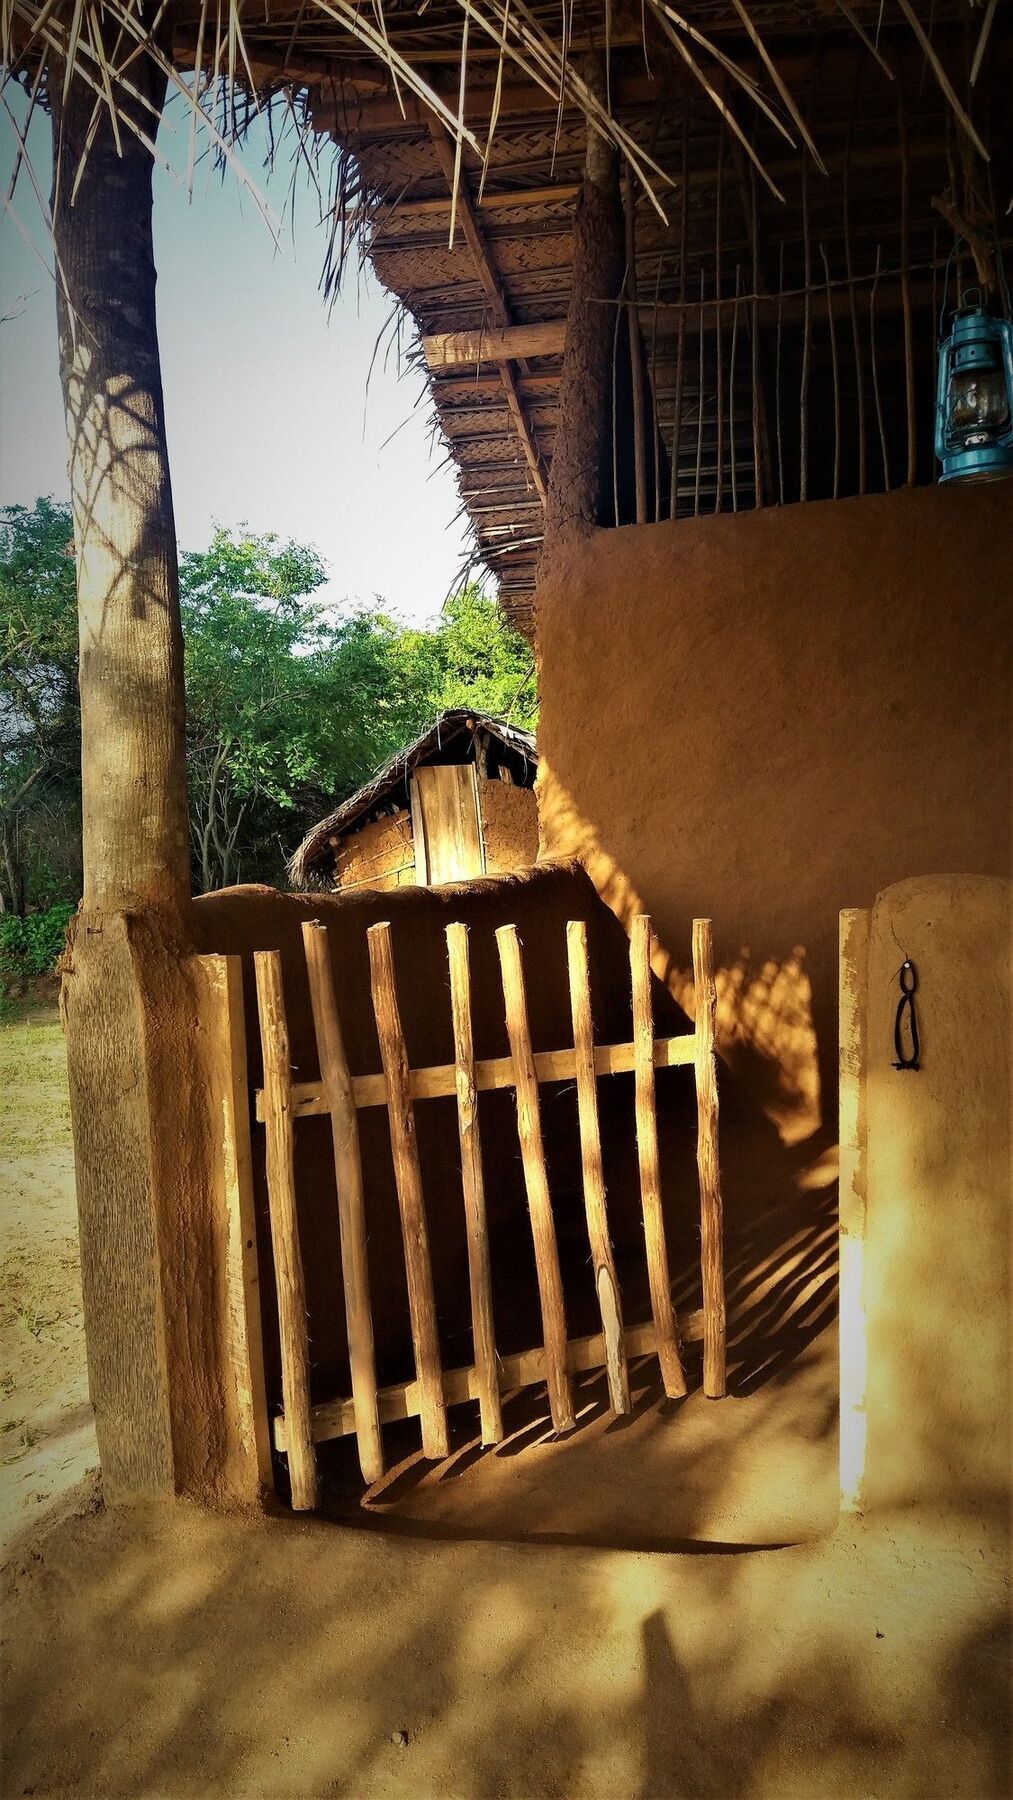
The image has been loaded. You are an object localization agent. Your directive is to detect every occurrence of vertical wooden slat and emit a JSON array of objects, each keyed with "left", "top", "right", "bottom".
[
  {"left": 714, "top": 124, "right": 725, "bottom": 513},
  {"left": 749, "top": 160, "right": 763, "bottom": 508},
  {"left": 899, "top": 87, "right": 916, "bottom": 486},
  {"left": 254, "top": 951, "right": 319, "bottom": 1511},
  {"left": 566, "top": 920, "right": 630, "bottom": 1416},
  {"left": 197, "top": 953, "right": 273, "bottom": 1494},
  {"left": 625, "top": 160, "right": 648, "bottom": 527},
  {"left": 774, "top": 240, "right": 785, "bottom": 505},
  {"left": 446, "top": 922, "right": 503, "bottom": 1446},
  {"left": 495, "top": 925, "right": 575, "bottom": 1433},
  {"left": 821, "top": 241, "right": 841, "bottom": 500},
  {"left": 843, "top": 103, "right": 867, "bottom": 497},
  {"left": 670, "top": 112, "right": 689, "bottom": 522},
  {"left": 630, "top": 916, "right": 688, "bottom": 1399},
  {"left": 692, "top": 919, "right": 726, "bottom": 1399},
  {"left": 729, "top": 264, "right": 741, "bottom": 513},
  {"left": 302, "top": 922, "right": 384, "bottom": 1484},
  {"left": 366, "top": 922, "right": 449, "bottom": 1459},
  {"left": 799, "top": 152, "right": 811, "bottom": 503},
  {"left": 839, "top": 907, "right": 870, "bottom": 1513},
  {"left": 695, "top": 266, "right": 706, "bottom": 517}
]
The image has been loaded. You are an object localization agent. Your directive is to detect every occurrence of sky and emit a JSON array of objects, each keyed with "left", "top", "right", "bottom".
[{"left": 0, "top": 89, "right": 471, "bottom": 624}]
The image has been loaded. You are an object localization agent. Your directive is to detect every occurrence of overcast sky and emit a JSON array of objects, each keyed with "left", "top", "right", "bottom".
[{"left": 0, "top": 90, "right": 471, "bottom": 624}]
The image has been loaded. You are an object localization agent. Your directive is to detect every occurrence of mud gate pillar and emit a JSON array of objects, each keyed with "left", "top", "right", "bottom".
[{"left": 838, "top": 875, "right": 1010, "bottom": 1518}]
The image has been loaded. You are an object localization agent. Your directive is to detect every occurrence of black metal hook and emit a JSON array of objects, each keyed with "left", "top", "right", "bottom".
[{"left": 893, "top": 959, "right": 920, "bottom": 1071}]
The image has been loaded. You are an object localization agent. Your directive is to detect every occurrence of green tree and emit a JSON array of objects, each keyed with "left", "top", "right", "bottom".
[
  {"left": 180, "top": 527, "right": 330, "bottom": 890},
  {"left": 1, "top": 505, "right": 538, "bottom": 900},
  {"left": 0, "top": 498, "right": 81, "bottom": 914}
]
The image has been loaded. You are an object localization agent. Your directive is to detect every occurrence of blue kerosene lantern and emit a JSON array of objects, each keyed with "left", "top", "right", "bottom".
[{"left": 935, "top": 296, "right": 1013, "bottom": 483}]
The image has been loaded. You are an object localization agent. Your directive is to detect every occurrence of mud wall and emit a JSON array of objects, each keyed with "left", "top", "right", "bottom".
[
  {"left": 536, "top": 483, "right": 1012, "bottom": 1147},
  {"left": 481, "top": 779, "right": 539, "bottom": 874},
  {"left": 335, "top": 810, "right": 415, "bottom": 892},
  {"left": 855, "top": 876, "right": 1010, "bottom": 1517},
  {"left": 192, "top": 862, "right": 699, "bottom": 1469}
]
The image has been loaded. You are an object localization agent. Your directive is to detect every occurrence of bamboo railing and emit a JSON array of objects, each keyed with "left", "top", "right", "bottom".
[{"left": 250, "top": 914, "right": 727, "bottom": 1509}]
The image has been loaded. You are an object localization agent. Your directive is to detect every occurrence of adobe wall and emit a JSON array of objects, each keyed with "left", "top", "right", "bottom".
[
  {"left": 846, "top": 876, "right": 1010, "bottom": 1518},
  {"left": 536, "top": 483, "right": 1012, "bottom": 1147},
  {"left": 481, "top": 778, "right": 539, "bottom": 874},
  {"left": 335, "top": 810, "right": 416, "bottom": 892}
]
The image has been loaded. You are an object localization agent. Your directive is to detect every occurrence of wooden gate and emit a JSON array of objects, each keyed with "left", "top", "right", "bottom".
[{"left": 244, "top": 913, "right": 726, "bottom": 1511}]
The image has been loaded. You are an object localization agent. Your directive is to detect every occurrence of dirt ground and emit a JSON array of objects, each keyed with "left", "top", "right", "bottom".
[
  {"left": 0, "top": 1004, "right": 1008, "bottom": 1798},
  {"left": 0, "top": 1004, "right": 97, "bottom": 1549}
]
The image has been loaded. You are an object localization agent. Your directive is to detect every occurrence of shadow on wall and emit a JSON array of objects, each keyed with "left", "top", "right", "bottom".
[
  {"left": 537, "top": 768, "right": 822, "bottom": 1145},
  {"left": 534, "top": 485, "right": 1012, "bottom": 1156}
]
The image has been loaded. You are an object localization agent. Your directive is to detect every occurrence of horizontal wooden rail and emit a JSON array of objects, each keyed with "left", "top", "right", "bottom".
[
  {"left": 255, "top": 1031, "right": 695, "bottom": 1123},
  {"left": 274, "top": 1309, "right": 706, "bottom": 1452},
  {"left": 422, "top": 320, "right": 567, "bottom": 369}
]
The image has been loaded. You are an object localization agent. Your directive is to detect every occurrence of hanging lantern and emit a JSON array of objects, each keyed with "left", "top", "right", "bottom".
[{"left": 935, "top": 295, "right": 1013, "bottom": 484}]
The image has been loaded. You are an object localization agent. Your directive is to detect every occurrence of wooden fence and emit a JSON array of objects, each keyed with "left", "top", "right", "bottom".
[{"left": 243, "top": 913, "right": 726, "bottom": 1511}]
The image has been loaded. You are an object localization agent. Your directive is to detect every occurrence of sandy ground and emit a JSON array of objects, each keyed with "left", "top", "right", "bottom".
[
  {"left": 2, "top": 1488, "right": 1008, "bottom": 1797},
  {"left": 0, "top": 1005, "right": 98, "bottom": 1550},
  {"left": 0, "top": 1004, "right": 1008, "bottom": 1797}
]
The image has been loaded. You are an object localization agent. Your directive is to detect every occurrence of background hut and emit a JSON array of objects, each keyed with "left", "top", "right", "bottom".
[{"left": 291, "top": 709, "right": 538, "bottom": 891}]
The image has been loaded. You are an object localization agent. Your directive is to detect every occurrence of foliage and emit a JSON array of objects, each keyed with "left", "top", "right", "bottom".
[
  {"left": 0, "top": 901, "right": 75, "bottom": 979},
  {"left": 0, "top": 499, "right": 81, "bottom": 914},
  {"left": 0, "top": 502, "right": 537, "bottom": 900}
]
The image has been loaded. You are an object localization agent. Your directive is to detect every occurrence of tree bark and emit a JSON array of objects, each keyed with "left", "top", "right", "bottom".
[
  {"left": 47, "top": 55, "right": 250, "bottom": 1506},
  {"left": 51, "top": 52, "right": 190, "bottom": 916},
  {"left": 540, "top": 75, "right": 625, "bottom": 554}
]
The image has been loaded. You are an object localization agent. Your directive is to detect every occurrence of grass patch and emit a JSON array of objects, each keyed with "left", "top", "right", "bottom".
[{"left": 0, "top": 1012, "right": 73, "bottom": 1157}]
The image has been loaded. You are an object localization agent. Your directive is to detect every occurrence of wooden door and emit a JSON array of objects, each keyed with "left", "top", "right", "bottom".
[{"left": 410, "top": 763, "right": 487, "bottom": 885}]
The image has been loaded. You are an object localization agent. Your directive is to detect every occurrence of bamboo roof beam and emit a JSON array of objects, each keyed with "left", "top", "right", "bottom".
[
  {"left": 423, "top": 320, "right": 567, "bottom": 368},
  {"left": 427, "top": 121, "right": 547, "bottom": 503}
]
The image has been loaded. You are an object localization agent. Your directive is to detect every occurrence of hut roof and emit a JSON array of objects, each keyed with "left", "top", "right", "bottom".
[
  {"left": 23, "top": 3, "right": 1009, "bottom": 632},
  {"left": 290, "top": 708, "right": 537, "bottom": 886}
]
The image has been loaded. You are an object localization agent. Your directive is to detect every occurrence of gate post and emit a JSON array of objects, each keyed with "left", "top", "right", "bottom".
[{"left": 838, "top": 906, "right": 870, "bottom": 1513}]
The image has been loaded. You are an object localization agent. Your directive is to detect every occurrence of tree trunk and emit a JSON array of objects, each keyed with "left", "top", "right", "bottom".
[
  {"left": 540, "top": 77, "right": 625, "bottom": 553},
  {"left": 48, "top": 56, "right": 250, "bottom": 1505},
  {"left": 51, "top": 55, "right": 190, "bottom": 917}
]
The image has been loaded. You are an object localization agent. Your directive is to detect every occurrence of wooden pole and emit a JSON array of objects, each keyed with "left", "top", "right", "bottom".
[
  {"left": 302, "top": 922, "right": 384, "bottom": 1484},
  {"left": 821, "top": 242, "right": 842, "bottom": 499},
  {"left": 869, "top": 246, "right": 892, "bottom": 491},
  {"left": 630, "top": 916, "right": 688, "bottom": 1399},
  {"left": 775, "top": 240, "right": 786, "bottom": 504},
  {"left": 800, "top": 153, "right": 812, "bottom": 503},
  {"left": 899, "top": 89, "right": 917, "bottom": 486},
  {"left": 446, "top": 923, "right": 503, "bottom": 1445},
  {"left": 200, "top": 953, "right": 273, "bottom": 1495},
  {"left": 695, "top": 267, "right": 706, "bottom": 517},
  {"left": 625, "top": 161, "right": 648, "bottom": 526},
  {"left": 566, "top": 921, "right": 630, "bottom": 1416},
  {"left": 714, "top": 126, "right": 725, "bottom": 513},
  {"left": 254, "top": 952, "right": 319, "bottom": 1510},
  {"left": 692, "top": 920, "right": 726, "bottom": 1399},
  {"left": 496, "top": 925, "right": 575, "bottom": 1432},
  {"left": 729, "top": 265, "right": 741, "bottom": 513},
  {"left": 541, "top": 56, "right": 625, "bottom": 554},
  {"left": 671, "top": 113, "right": 689, "bottom": 521},
  {"left": 843, "top": 105, "right": 867, "bottom": 496},
  {"left": 367, "top": 923, "right": 449, "bottom": 1459},
  {"left": 749, "top": 162, "right": 763, "bottom": 507}
]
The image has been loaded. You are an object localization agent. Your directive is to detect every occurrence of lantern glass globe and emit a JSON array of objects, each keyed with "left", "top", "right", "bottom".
[{"left": 948, "top": 365, "right": 1011, "bottom": 438}]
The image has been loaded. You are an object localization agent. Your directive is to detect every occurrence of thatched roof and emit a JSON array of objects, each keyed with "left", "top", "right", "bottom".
[
  {"left": 290, "top": 708, "right": 537, "bottom": 886},
  {"left": 17, "top": 2, "right": 1011, "bottom": 634}
]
